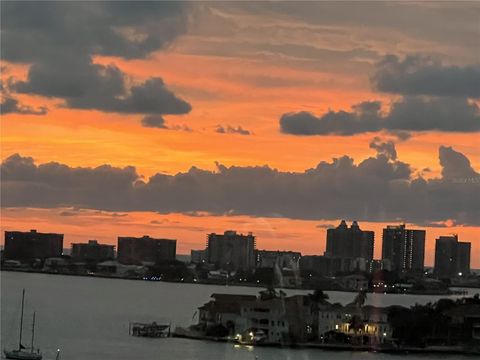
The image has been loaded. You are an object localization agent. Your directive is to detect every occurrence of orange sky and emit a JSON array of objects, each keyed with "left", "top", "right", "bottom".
[
  {"left": 1, "top": 2, "right": 479, "bottom": 267},
  {"left": 1, "top": 208, "right": 478, "bottom": 268},
  {"left": 2, "top": 55, "right": 478, "bottom": 178}
]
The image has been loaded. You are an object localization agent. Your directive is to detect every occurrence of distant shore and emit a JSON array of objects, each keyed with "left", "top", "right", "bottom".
[{"left": 1, "top": 267, "right": 477, "bottom": 294}]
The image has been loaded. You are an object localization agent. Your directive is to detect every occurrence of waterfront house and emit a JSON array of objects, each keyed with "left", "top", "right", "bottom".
[
  {"left": 197, "top": 294, "right": 256, "bottom": 333},
  {"left": 318, "top": 303, "right": 392, "bottom": 345},
  {"left": 318, "top": 303, "right": 347, "bottom": 336},
  {"left": 362, "top": 305, "right": 393, "bottom": 342},
  {"left": 284, "top": 295, "right": 317, "bottom": 342},
  {"left": 237, "top": 297, "right": 290, "bottom": 343},
  {"left": 196, "top": 291, "right": 317, "bottom": 344}
]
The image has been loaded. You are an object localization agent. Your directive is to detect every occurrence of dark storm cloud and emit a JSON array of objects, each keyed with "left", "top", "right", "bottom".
[
  {"left": 1, "top": 1, "right": 191, "bottom": 118},
  {"left": 2, "top": 147, "right": 479, "bottom": 225},
  {"left": 280, "top": 97, "right": 480, "bottom": 135},
  {"left": 216, "top": 125, "right": 251, "bottom": 135},
  {"left": 1, "top": 2, "right": 188, "bottom": 63},
  {"left": 372, "top": 55, "right": 480, "bottom": 98}
]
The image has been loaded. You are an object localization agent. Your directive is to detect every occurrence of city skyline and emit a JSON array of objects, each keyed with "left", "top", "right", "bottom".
[
  {"left": 1, "top": 221, "right": 474, "bottom": 270},
  {"left": 1, "top": 2, "right": 479, "bottom": 268}
]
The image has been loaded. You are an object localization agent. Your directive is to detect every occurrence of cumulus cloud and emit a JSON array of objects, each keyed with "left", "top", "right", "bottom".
[
  {"left": 141, "top": 115, "right": 168, "bottom": 129},
  {"left": 1, "top": 2, "right": 191, "bottom": 119},
  {"left": 1, "top": 95, "right": 48, "bottom": 115},
  {"left": 280, "top": 97, "right": 480, "bottom": 135},
  {"left": 280, "top": 53, "right": 480, "bottom": 137},
  {"left": 2, "top": 146, "right": 479, "bottom": 225},
  {"left": 439, "top": 145, "right": 478, "bottom": 180},
  {"left": 1, "top": 80, "right": 48, "bottom": 115},
  {"left": 141, "top": 115, "right": 192, "bottom": 131},
  {"left": 1, "top": 154, "right": 138, "bottom": 210},
  {"left": 369, "top": 137, "right": 397, "bottom": 160},
  {"left": 216, "top": 125, "right": 251, "bottom": 135},
  {"left": 372, "top": 55, "right": 480, "bottom": 98}
]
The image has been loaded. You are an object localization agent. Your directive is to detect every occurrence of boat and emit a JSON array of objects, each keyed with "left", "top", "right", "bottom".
[
  {"left": 3, "top": 289, "right": 43, "bottom": 360},
  {"left": 236, "top": 329, "right": 267, "bottom": 345}
]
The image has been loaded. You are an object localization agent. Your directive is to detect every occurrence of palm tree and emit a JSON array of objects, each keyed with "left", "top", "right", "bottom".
[
  {"left": 352, "top": 290, "right": 367, "bottom": 307},
  {"left": 259, "top": 286, "right": 285, "bottom": 300},
  {"left": 349, "top": 314, "right": 364, "bottom": 336},
  {"left": 310, "top": 289, "right": 329, "bottom": 304}
]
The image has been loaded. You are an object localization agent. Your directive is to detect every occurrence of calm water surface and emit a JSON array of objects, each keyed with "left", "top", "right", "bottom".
[{"left": 1, "top": 271, "right": 478, "bottom": 360}]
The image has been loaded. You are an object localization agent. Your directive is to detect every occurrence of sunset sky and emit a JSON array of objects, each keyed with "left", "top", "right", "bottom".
[{"left": 1, "top": 2, "right": 479, "bottom": 267}]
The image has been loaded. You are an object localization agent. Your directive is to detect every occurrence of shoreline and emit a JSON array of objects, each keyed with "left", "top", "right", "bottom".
[
  {"left": 1, "top": 267, "right": 478, "bottom": 294},
  {"left": 172, "top": 330, "right": 480, "bottom": 356}
]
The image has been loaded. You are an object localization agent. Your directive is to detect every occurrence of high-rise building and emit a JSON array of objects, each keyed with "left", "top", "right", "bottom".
[
  {"left": 381, "top": 224, "right": 425, "bottom": 273},
  {"left": 71, "top": 240, "right": 115, "bottom": 262},
  {"left": 457, "top": 242, "right": 472, "bottom": 276},
  {"left": 4, "top": 229, "right": 63, "bottom": 261},
  {"left": 434, "top": 235, "right": 471, "bottom": 278},
  {"left": 325, "top": 220, "right": 374, "bottom": 261},
  {"left": 117, "top": 235, "right": 176, "bottom": 265},
  {"left": 299, "top": 255, "right": 352, "bottom": 277},
  {"left": 206, "top": 230, "right": 256, "bottom": 271}
]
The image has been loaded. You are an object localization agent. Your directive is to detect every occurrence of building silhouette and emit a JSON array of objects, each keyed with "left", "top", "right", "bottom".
[
  {"left": 255, "top": 250, "right": 301, "bottom": 269},
  {"left": 434, "top": 235, "right": 471, "bottom": 278},
  {"left": 117, "top": 235, "right": 176, "bottom": 265},
  {"left": 71, "top": 240, "right": 115, "bottom": 262},
  {"left": 206, "top": 230, "right": 256, "bottom": 271},
  {"left": 300, "top": 255, "right": 354, "bottom": 276},
  {"left": 4, "top": 229, "right": 63, "bottom": 261},
  {"left": 325, "top": 220, "right": 374, "bottom": 261},
  {"left": 191, "top": 249, "right": 207, "bottom": 264},
  {"left": 381, "top": 224, "right": 425, "bottom": 273}
]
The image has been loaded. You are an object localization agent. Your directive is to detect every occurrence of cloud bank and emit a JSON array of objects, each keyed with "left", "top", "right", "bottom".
[
  {"left": 280, "top": 97, "right": 480, "bottom": 135},
  {"left": 372, "top": 55, "right": 480, "bottom": 98},
  {"left": 2, "top": 146, "right": 478, "bottom": 225}
]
